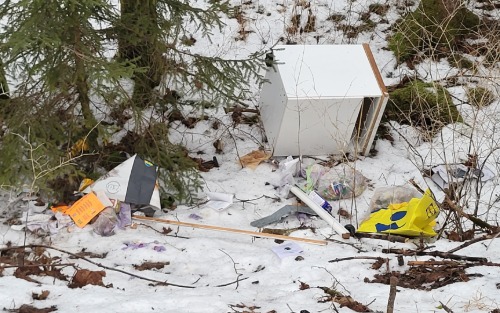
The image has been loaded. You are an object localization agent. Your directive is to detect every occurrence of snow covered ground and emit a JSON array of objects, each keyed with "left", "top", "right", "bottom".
[{"left": 1, "top": 0, "right": 500, "bottom": 312}]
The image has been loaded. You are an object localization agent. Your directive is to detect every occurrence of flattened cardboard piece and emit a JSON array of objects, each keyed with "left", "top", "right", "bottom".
[
  {"left": 84, "top": 154, "right": 161, "bottom": 209},
  {"left": 239, "top": 150, "right": 271, "bottom": 169},
  {"left": 66, "top": 191, "right": 112, "bottom": 228}
]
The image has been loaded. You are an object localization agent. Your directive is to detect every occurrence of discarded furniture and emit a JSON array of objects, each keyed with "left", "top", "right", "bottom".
[{"left": 259, "top": 44, "right": 389, "bottom": 156}]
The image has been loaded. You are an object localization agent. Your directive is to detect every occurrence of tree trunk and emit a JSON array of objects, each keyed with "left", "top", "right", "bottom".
[
  {"left": 118, "top": 0, "right": 163, "bottom": 108},
  {"left": 71, "top": 11, "right": 98, "bottom": 147},
  {"left": 0, "top": 58, "right": 9, "bottom": 100}
]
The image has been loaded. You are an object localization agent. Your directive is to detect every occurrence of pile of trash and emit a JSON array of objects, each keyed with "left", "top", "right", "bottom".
[
  {"left": 15, "top": 154, "right": 160, "bottom": 237},
  {"left": 11, "top": 149, "right": 496, "bottom": 242}
]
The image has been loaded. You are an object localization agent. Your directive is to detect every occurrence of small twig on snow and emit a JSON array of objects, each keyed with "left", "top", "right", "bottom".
[
  {"left": 447, "top": 231, "right": 500, "bottom": 253},
  {"left": 325, "top": 237, "right": 366, "bottom": 252},
  {"left": 439, "top": 301, "right": 454, "bottom": 313},
  {"left": 219, "top": 249, "right": 244, "bottom": 289},
  {"left": 328, "top": 256, "right": 386, "bottom": 263}
]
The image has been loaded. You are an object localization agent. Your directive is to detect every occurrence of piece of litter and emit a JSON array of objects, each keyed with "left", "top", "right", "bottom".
[
  {"left": 205, "top": 192, "right": 234, "bottom": 211},
  {"left": 189, "top": 213, "right": 203, "bottom": 220},
  {"left": 271, "top": 242, "right": 303, "bottom": 259},
  {"left": 153, "top": 245, "right": 166, "bottom": 252}
]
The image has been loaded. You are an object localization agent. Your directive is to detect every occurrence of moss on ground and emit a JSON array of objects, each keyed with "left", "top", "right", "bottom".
[
  {"left": 466, "top": 87, "right": 495, "bottom": 107},
  {"left": 388, "top": 0, "right": 481, "bottom": 63},
  {"left": 385, "top": 80, "right": 463, "bottom": 134}
]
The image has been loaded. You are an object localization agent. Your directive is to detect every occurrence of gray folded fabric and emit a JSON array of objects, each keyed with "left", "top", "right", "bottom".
[{"left": 251, "top": 205, "right": 317, "bottom": 228}]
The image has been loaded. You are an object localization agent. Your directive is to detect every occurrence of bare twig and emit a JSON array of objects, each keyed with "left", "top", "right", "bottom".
[
  {"left": 439, "top": 301, "right": 454, "bottom": 313},
  {"left": 382, "top": 248, "right": 488, "bottom": 262},
  {"left": 325, "top": 237, "right": 366, "bottom": 252},
  {"left": 443, "top": 196, "right": 499, "bottom": 232},
  {"left": 219, "top": 249, "right": 244, "bottom": 290},
  {"left": 215, "top": 277, "right": 249, "bottom": 287},
  {"left": 447, "top": 231, "right": 500, "bottom": 253},
  {"left": 328, "top": 256, "right": 386, "bottom": 263}
]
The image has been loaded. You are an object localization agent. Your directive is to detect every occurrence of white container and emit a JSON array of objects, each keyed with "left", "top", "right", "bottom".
[{"left": 259, "top": 44, "right": 389, "bottom": 156}]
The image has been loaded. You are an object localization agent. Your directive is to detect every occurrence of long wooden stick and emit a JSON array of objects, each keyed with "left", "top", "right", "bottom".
[{"left": 133, "top": 215, "right": 328, "bottom": 246}]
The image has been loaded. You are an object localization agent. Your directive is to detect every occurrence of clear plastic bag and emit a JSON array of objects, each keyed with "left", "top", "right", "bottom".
[
  {"left": 369, "top": 186, "right": 422, "bottom": 212},
  {"left": 93, "top": 207, "right": 118, "bottom": 236},
  {"left": 314, "top": 164, "right": 368, "bottom": 200}
]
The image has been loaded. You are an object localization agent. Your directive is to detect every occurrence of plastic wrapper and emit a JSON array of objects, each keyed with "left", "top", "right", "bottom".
[
  {"left": 276, "top": 156, "right": 300, "bottom": 197},
  {"left": 93, "top": 207, "right": 118, "bottom": 236},
  {"left": 306, "top": 163, "right": 367, "bottom": 200},
  {"left": 117, "top": 202, "right": 132, "bottom": 229},
  {"left": 369, "top": 186, "right": 422, "bottom": 212}
]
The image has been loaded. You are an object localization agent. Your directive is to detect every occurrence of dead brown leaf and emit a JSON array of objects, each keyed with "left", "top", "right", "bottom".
[
  {"left": 32, "top": 290, "right": 50, "bottom": 300},
  {"left": 14, "top": 266, "right": 42, "bottom": 283},
  {"left": 338, "top": 208, "right": 351, "bottom": 218},
  {"left": 299, "top": 281, "right": 310, "bottom": 290},
  {"left": 162, "top": 227, "right": 172, "bottom": 234},
  {"left": 371, "top": 257, "right": 386, "bottom": 270},
  {"left": 447, "top": 229, "right": 475, "bottom": 242},
  {"left": 134, "top": 261, "right": 170, "bottom": 271},
  {"left": 317, "top": 287, "right": 371, "bottom": 312},
  {"left": 68, "top": 269, "right": 106, "bottom": 288}
]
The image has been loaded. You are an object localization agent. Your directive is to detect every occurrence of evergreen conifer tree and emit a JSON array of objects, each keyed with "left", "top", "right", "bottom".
[{"left": 0, "top": 0, "right": 265, "bottom": 203}]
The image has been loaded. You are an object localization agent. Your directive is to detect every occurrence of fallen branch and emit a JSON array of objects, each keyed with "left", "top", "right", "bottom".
[
  {"left": 447, "top": 231, "right": 500, "bottom": 253},
  {"left": 0, "top": 263, "right": 75, "bottom": 269},
  {"left": 133, "top": 215, "right": 328, "bottom": 246},
  {"left": 407, "top": 260, "right": 461, "bottom": 266},
  {"left": 328, "top": 256, "right": 385, "bottom": 263},
  {"left": 387, "top": 276, "right": 398, "bottom": 313},
  {"left": 408, "top": 260, "right": 500, "bottom": 267},
  {"left": 224, "top": 107, "right": 259, "bottom": 114},
  {"left": 1, "top": 245, "right": 195, "bottom": 288},
  {"left": 443, "top": 196, "right": 499, "bottom": 232},
  {"left": 354, "top": 232, "right": 409, "bottom": 243},
  {"left": 382, "top": 248, "right": 487, "bottom": 263}
]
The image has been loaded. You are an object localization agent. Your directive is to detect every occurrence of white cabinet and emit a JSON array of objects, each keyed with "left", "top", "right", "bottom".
[{"left": 259, "top": 44, "right": 389, "bottom": 156}]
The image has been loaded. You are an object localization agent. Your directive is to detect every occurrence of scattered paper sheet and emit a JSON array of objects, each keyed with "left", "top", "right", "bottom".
[
  {"left": 205, "top": 192, "right": 234, "bottom": 211},
  {"left": 271, "top": 242, "right": 303, "bottom": 259}
]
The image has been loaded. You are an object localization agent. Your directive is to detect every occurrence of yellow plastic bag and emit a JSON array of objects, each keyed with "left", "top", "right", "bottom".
[{"left": 358, "top": 189, "right": 439, "bottom": 237}]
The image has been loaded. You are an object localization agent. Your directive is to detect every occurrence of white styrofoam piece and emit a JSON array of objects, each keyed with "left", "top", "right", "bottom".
[{"left": 290, "top": 186, "right": 350, "bottom": 238}]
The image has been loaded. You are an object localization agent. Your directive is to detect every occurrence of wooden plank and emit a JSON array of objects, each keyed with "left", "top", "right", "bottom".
[{"left": 132, "top": 215, "right": 328, "bottom": 246}]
